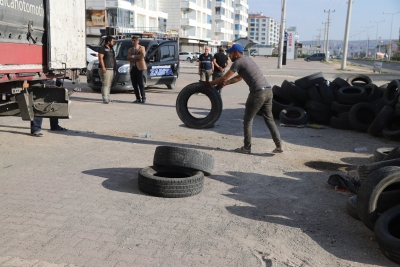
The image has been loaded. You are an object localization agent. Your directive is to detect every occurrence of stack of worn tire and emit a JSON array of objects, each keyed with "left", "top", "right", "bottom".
[
  {"left": 137, "top": 146, "right": 214, "bottom": 198},
  {"left": 345, "top": 145, "right": 400, "bottom": 264},
  {"left": 273, "top": 73, "right": 400, "bottom": 140}
]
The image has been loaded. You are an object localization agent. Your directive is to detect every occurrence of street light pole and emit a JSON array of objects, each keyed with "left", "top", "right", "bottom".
[
  {"left": 383, "top": 11, "right": 400, "bottom": 61},
  {"left": 362, "top": 25, "right": 374, "bottom": 58},
  {"left": 370, "top": 20, "right": 385, "bottom": 59},
  {"left": 355, "top": 30, "right": 365, "bottom": 58}
]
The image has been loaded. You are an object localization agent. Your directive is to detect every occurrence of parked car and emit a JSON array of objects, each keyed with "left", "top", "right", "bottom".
[
  {"left": 304, "top": 53, "right": 326, "bottom": 62},
  {"left": 179, "top": 52, "right": 196, "bottom": 62},
  {"left": 86, "top": 38, "right": 180, "bottom": 91},
  {"left": 80, "top": 45, "right": 100, "bottom": 75}
]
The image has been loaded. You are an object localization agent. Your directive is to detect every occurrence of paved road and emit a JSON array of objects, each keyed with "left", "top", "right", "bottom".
[
  {"left": 0, "top": 58, "right": 399, "bottom": 267},
  {"left": 347, "top": 59, "right": 400, "bottom": 74}
]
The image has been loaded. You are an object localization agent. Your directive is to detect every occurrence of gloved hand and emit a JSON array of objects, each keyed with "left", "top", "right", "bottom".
[{"left": 202, "top": 81, "right": 211, "bottom": 88}]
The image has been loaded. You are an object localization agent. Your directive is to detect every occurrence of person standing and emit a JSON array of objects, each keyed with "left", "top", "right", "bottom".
[
  {"left": 127, "top": 36, "right": 147, "bottom": 103},
  {"left": 98, "top": 35, "right": 116, "bottom": 104},
  {"left": 212, "top": 46, "right": 229, "bottom": 93},
  {"left": 198, "top": 46, "right": 213, "bottom": 82},
  {"left": 206, "top": 43, "right": 283, "bottom": 154}
]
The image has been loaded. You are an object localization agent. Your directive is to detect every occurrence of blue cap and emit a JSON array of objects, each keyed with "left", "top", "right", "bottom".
[{"left": 226, "top": 43, "right": 244, "bottom": 53}]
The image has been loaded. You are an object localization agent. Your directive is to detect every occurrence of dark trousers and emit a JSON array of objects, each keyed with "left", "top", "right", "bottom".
[
  {"left": 30, "top": 117, "right": 59, "bottom": 134},
  {"left": 243, "top": 89, "right": 281, "bottom": 150},
  {"left": 130, "top": 66, "right": 145, "bottom": 101}
]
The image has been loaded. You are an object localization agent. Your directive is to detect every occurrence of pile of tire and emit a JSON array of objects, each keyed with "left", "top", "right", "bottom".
[
  {"left": 272, "top": 73, "right": 400, "bottom": 140},
  {"left": 137, "top": 146, "right": 214, "bottom": 198},
  {"left": 345, "top": 146, "right": 400, "bottom": 264}
]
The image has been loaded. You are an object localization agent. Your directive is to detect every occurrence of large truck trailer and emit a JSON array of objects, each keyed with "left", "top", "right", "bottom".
[{"left": 0, "top": 0, "right": 86, "bottom": 121}]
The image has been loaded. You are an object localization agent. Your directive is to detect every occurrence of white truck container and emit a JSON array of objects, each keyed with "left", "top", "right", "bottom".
[{"left": 250, "top": 47, "right": 273, "bottom": 57}]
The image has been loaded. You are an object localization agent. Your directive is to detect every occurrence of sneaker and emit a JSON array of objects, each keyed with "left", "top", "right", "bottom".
[
  {"left": 133, "top": 99, "right": 141, "bottom": 103},
  {"left": 31, "top": 131, "right": 43, "bottom": 137},
  {"left": 51, "top": 126, "right": 68, "bottom": 131},
  {"left": 141, "top": 98, "right": 146, "bottom": 104},
  {"left": 103, "top": 100, "right": 109, "bottom": 104}
]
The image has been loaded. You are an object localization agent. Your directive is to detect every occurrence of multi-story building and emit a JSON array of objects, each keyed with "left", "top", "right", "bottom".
[
  {"left": 248, "top": 13, "right": 279, "bottom": 46},
  {"left": 85, "top": 0, "right": 168, "bottom": 44},
  {"left": 211, "top": 0, "right": 234, "bottom": 48},
  {"left": 234, "top": 0, "right": 249, "bottom": 40}
]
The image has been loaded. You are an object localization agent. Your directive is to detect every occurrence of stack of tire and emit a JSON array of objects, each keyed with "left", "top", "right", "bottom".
[
  {"left": 272, "top": 73, "right": 400, "bottom": 140},
  {"left": 138, "top": 146, "right": 214, "bottom": 198},
  {"left": 345, "top": 146, "right": 400, "bottom": 264}
]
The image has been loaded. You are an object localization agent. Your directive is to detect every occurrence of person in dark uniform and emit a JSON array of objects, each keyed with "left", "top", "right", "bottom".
[
  {"left": 198, "top": 46, "right": 213, "bottom": 82},
  {"left": 212, "top": 46, "right": 229, "bottom": 93},
  {"left": 206, "top": 43, "right": 283, "bottom": 154},
  {"left": 98, "top": 35, "right": 116, "bottom": 104}
]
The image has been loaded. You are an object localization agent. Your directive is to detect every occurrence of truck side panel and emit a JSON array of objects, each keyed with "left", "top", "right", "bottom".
[{"left": 47, "top": 0, "right": 86, "bottom": 70}]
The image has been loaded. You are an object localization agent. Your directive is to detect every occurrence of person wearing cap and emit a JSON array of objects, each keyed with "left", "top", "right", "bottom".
[
  {"left": 212, "top": 46, "right": 230, "bottom": 94},
  {"left": 205, "top": 43, "right": 283, "bottom": 154},
  {"left": 198, "top": 46, "right": 214, "bottom": 82},
  {"left": 128, "top": 36, "right": 147, "bottom": 103}
]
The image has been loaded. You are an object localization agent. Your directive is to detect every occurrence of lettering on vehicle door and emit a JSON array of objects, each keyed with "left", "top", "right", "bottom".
[{"left": 150, "top": 65, "right": 173, "bottom": 77}]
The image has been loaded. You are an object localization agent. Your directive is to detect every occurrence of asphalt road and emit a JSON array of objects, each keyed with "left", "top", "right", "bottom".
[{"left": 347, "top": 59, "right": 400, "bottom": 74}]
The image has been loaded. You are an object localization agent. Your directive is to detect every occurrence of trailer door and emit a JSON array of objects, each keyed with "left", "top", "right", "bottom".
[{"left": 47, "top": 0, "right": 86, "bottom": 70}]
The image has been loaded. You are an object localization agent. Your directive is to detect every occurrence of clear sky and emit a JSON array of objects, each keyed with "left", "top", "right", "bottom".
[{"left": 247, "top": 0, "right": 400, "bottom": 42}]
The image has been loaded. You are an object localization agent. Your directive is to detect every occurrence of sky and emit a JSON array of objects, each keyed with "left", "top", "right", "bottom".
[{"left": 247, "top": 0, "right": 400, "bottom": 42}]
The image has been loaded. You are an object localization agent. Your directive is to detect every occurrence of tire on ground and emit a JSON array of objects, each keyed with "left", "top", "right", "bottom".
[
  {"left": 307, "top": 85, "right": 324, "bottom": 103},
  {"left": 331, "top": 101, "right": 353, "bottom": 113},
  {"left": 374, "top": 204, "right": 400, "bottom": 265},
  {"left": 331, "top": 77, "right": 351, "bottom": 89},
  {"left": 176, "top": 82, "right": 222, "bottom": 129},
  {"left": 318, "top": 81, "right": 335, "bottom": 105},
  {"left": 346, "top": 195, "right": 360, "bottom": 220},
  {"left": 357, "top": 158, "right": 400, "bottom": 182},
  {"left": 153, "top": 146, "right": 214, "bottom": 176},
  {"left": 348, "top": 102, "right": 379, "bottom": 132},
  {"left": 272, "top": 98, "right": 295, "bottom": 119},
  {"left": 382, "top": 114, "right": 400, "bottom": 141},
  {"left": 138, "top": 166, "right": 204, "bottom": 198},
  {"left": 383, "top": 79, "right": 400, "bottom": 107},
  {"left": 384, "top": 146, "right": 400, "bottom": 161},
  {"left": 374, "top": 147, "right": 395, "bottom": 162},
  {"left": 357, "top": 166, "right": 400, "bottom": 231},
  {"left": 330, "top": 116, "right": 352, "bottom": 130},
  {"left": 346, "top": 74, "right": 373, "bottom": 87},
  {"left": 364, "top": 84, "right": 382, "bottom": 103},
  {"left": 281, "top": 80, "right": 308, "bottom": 103},
  {"left": 279, "top": 107, "right": 308, "bottom": 125},
  {"left": 336, "top": 86, "right": 368, "bottom": 105},
  {"left": 273, "top": 85, "right": 295, "bottom": 103},
  {"left": 294, "top": 72, "right": 325, "bottom": 89},
  {"left": 367, "top": 105, "right": 394, "bottom": 136}
]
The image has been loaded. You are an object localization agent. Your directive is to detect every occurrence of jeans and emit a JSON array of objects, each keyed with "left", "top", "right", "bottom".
[
  {"left": 130, "top": 66, "right": 146, "bottom": 101},
  {"left": 99, "top": 69, "right": 114, "bottom": 102},
  {"left": 30, "top": 117, "right": 59, "bottom": 134},
  {"left": 199, "top": 70, "right": 212, "bottom": 82},
  {"left": 243, "top": 89, "right": 281, "bottom": 150}
]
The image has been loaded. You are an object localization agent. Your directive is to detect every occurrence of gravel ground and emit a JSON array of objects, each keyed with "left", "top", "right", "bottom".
[{"left": 0, "top": 58, "right": 399, "bottom": 267}]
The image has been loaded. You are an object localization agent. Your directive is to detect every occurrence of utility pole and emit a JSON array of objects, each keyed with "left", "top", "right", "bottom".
[
  {"left": 322, "top": 22, "right": 327, "bottom": 53},
  {"left": 362, "top": 25, "right": 374, "bottom": 58},
  {"left": 278, "top": 0, "right": 286, "bottom": 69},
  {"left": 341, "top": 0, "right": 353, "bottom": 70},
  {"left": 370, "top": 20, "right": 385, "bottom": 58},
  {"left": 324, "top": 10, "right": 335, "bottom": 61},
  {"left": 383, "top": 11, "right": 400, "bottom": 61},
  {"left": 317, "top": 28, "right": 323, "bottom": 47}
]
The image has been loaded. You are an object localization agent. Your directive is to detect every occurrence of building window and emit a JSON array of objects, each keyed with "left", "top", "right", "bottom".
[{"left": 250, "top": 18, "right": 255, "bottom": 22}]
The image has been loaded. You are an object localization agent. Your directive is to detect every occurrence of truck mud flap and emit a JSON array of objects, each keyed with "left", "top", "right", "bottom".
[{"left": 30, "top": 87, "right": 70, "bottom": 119}]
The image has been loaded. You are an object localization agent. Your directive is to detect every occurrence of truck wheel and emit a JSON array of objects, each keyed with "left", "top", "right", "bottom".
[
  {"left": 374, "top": 204, "right": 400, "bottom": 264},
  {"left": 357, "top": 166, "right": 400, "bottom": 231},
  {"left": 307, "top": 59, "right": 310, "bottom": 62},
  {"left": 176, "top": 82, "right": 222, "bottom": 129},
  {"left": 153, "top": 146, "right": 214, "bottom": 176},
  {"left": 167, "top": 78, "right": 177, "bottom": 89},
  {"left": 138, "top": 166, "right": 204, "bottom": 198}
]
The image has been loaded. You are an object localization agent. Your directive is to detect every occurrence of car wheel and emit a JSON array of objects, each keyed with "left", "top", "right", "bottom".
[
  {"left": 187, "top": 57, "right": 191, "bottom": 62},
  {"left": 167, "top": 78, "right": 177, "bottom": 89},
  {"left": 320, "top": 58, "right": 325, "bottom": 62},
  {"left": 307, "top": 58, "right": 310, "bottom": 62}
]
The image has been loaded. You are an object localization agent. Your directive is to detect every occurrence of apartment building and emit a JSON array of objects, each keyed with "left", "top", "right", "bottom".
[
  {"left": 85, "top": 0, "right": 168, "bottom": 44},
  {"left": 234, "top": 0, "right": 249, "bottom": 40},
  {"left": 248, "top": 13, "right": 279, "bottom": 46}
]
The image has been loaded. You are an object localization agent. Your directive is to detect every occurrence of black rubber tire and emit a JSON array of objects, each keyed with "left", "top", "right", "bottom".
[
  {"left": 367, "top": 105, "right": 395, "bottom": 136},
  {"left": 374, "top": 204, "right": 400, "bottom": 264},
  {"left": 307, "top": 109, "right": 331, "bottom": 125},
  {"left": 281, "top": 80, "right": 308, "bottom": 103},
  {"left": 138, "top": 166, "right": 204, "bottom": 198},
  {"left": 272, "top": 98, "right": 295, "bottom": 119},
  {"left": 331, "top": 77, "right": 351, "bottom": 89},
  {"left": 318, "top": 81, "right": 335, "bottom": 105},
  {"left": 176, "top": 82, "right": 223, "bottom": 129},
  {"left": 348, "top": 102, "right": 379, "bottom": 132},
  {"left": 383, "top": 79, "right": 400, "bottom": 107},
  {"left": 382, "top": 114, "right": 400, "bottom": 141},
  {"left": 395, "top": 96, "right": 400, "bottom": 116},
  {"left": 384, "top": 146, "right": 400, "bottom": 161},
  {"left": 371, "top": 98, "right": 387, "bottom": 113},
  {"left": 153, "top": 146, "right": 214, "bottom": 176},
  {"left": 279, "top": 107, "right": 308, "bottom": 125},
  {"left": 346, "top": 74, "right": 373, "bottom": 86},
  {"left": 374, "top": 147, "right": 395, "bottom": 162},
  {"left": 307, "top": 85, "right": 324, "bottom": 103},
  {"left": 337, "top": 112, "right": 349, "bottom": 119},
  {"left": 331, "top": 101, "right": 353, "bottom": 113},
  {"left": 357, "top": 158, "right": 400, "bottom": 182},
  {"left": 305, "top": 100, "right": 331, "bottom": 114},
  {"left": 272, "top": 85, "right": 295, "bottom": 103},
  {"left": 364, "top": 83, "right": 382, "bottom": 103},
  {"left": 294, "top": 72, "right": 325, "bottom": 89},
  {"left": 330, "top": 116, "right": 352, "bottom": 130},
  {"left": 346, "top": 195, "right": 360, "bottom": 220},
  {"left": 357, "top": 166, "right": 400, "bottom": 231},
  {"left": 336, "top": 86, "right": 368, "bottom": 105}
]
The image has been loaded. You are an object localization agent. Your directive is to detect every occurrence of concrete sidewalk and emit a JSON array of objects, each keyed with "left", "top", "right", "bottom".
[{"left": 0, "top": 59, "right": 398, "bottom": 267}]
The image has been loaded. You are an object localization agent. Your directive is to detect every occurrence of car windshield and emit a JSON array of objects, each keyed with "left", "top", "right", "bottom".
[
  {"left": 113, "top": 41, "right": 152, "bottom": 60},
  {"left": 88, "top": 45, "right": 100, "bottom": 52}
]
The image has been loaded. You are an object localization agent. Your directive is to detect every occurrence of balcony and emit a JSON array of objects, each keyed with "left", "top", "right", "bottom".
[
  {"left": 181, "top": 18, "right": 197, "bottom": 27},
  {"left": 181, "top": 0, "right": 197, "bottom": 11},
  {"left": 214, "top": 26, "right": 224, "bottom": 33},
  {"left": 215, "top": 1, "right": 227, "bottom": 8},
  {"left": 237, "top": 0, "right": 248, "bottom": 8},
  {"left": 214, "top": 14, "right": 227, "bottom": 21}
]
